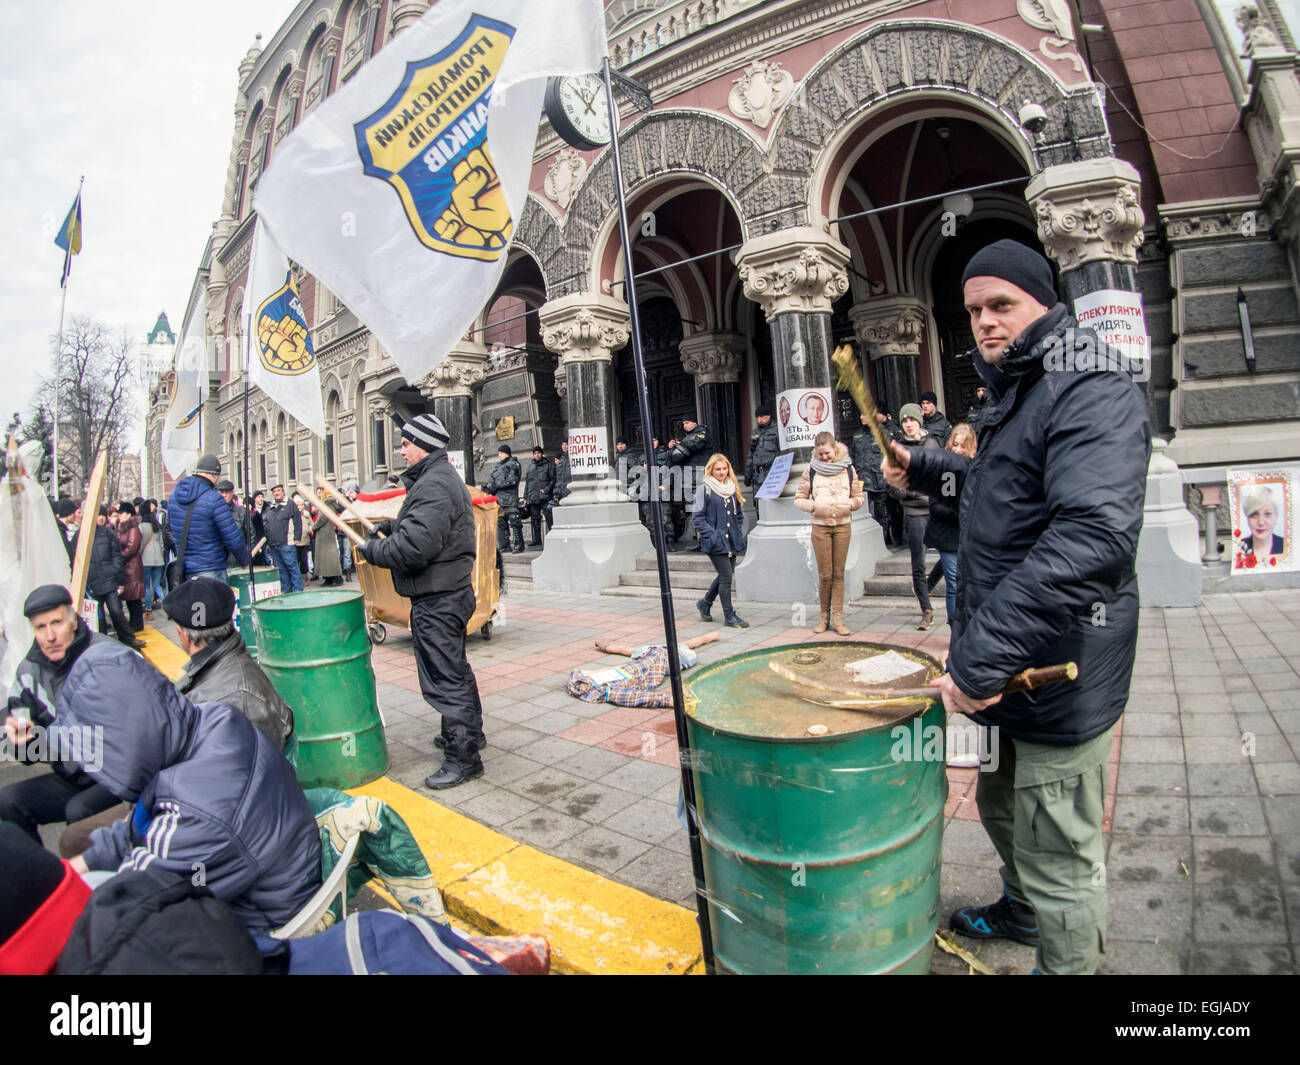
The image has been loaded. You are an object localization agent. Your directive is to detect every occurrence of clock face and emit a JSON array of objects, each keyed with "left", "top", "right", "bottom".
[{"left": 546, "top": 73, "right": 612, "bottom": 151}]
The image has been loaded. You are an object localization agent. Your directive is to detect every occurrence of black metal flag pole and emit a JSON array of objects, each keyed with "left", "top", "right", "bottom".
[
  {"left": 601, "top": 56, "right": 716, "bottom": 975},
  {"left": 242, "top": 319, "right": 256, "bottom": 601}
]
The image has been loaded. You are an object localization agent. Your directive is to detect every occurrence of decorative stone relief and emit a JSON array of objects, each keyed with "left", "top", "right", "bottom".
[
  {"left": 727, "top": 60, "right": 795, "bottom": 130},
  {"left": 1016, "top": 0, "right": 1086, "bottom": 73},
  {"left": 418, "top": 343, "right": 489, "bottom": 399},
  {"left": 679, "top": 333, "right": 745, "bottom": 384},
  {"left": 543, "top": 148, "right": 588, "bottom": 210},
  {"left": 1237, "top": 4, "right": 1283, "bottom": 56},
  {"left": 1026, "top": 158, "right": 1146, "bottom": 270},
  {"left": 849, "top": 300, "right": 926, "bottom": 359},
  {"left": 553, "top": 364, "right": 568, "bottom": 400},
  {"left": 736, "top": 227, "right": 851, "bottom": 319},
  {"left": 539, "top": 294, "right": 631, "bottom": 363}
]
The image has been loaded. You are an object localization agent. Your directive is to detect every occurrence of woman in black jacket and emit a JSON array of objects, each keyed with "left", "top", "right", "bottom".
[
  {"left": 692, "top": 453, "right": 749, "bottom": 628},
  {"left": 925, "top": 423, "right": 977, "bottom": 624},
  {"left": 87, "top": 506, "right": 143, "bottom": 649},
  {"left": 888, "top": 404, "right": 942, "bottom": 630}
]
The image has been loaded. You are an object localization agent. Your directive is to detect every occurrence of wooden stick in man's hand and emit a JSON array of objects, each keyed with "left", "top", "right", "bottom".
[
  {"left": 830, "top": 344, "right": 898, "bottom": 468},
  {"left": 296, "top": 485, "right": 366, "bottom": 547}
]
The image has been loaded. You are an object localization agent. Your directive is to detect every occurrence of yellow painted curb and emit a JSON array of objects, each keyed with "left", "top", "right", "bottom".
[
  {"left": 352, "top": 777, "right": 703, "bottom": 975},
  {"left": 139, "top": 624, "right": 188, "bottom": 681}
]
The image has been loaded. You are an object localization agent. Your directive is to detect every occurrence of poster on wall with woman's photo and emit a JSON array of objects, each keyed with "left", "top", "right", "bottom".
[{"left": 1227, "top": 467, "right": 1298, "bottom": 574}]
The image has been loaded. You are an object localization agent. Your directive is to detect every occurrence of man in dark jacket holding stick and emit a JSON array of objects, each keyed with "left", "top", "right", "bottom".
[
  {"left": 355, "top": 413, "right": 485, "bottom": 789},
  {"left": 883, "top": 240, "right": 1151, "bottom": 975}
]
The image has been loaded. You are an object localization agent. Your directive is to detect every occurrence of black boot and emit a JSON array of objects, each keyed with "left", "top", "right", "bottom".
[{"left": 425, "top": 727, "right": 485, "bottom": 790}]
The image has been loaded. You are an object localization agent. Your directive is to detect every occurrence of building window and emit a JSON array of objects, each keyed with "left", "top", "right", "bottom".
[{"left": 373, "top": 415, "right": 387, "bottom": 468}]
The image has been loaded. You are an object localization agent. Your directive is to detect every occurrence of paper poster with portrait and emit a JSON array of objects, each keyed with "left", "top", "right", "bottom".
[
  {"left": 1227, "top": 467, "right": 1298, "bottom": 574},
  {"left": 776, "top": 386, "right": 835, "bottom": 450}
]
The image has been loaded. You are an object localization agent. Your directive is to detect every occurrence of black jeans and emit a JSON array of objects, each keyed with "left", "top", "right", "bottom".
[
  {"left": 409, "top": 586, "right": 485, "bottom": 763},
  {"left": 95, "top": 590, "right": 135, "bottom": 644},
  {"left": 0, "top": 774, "right": 121, "bottom": 844},
  {"left": 496, "top": 507, "right": 523, "bottom": 552},
  {"left": 703, "top": 553, "right": 736, "bottom": 617},
  {"left": 906, "top": 513, "right": 932, "bottom": 612}
]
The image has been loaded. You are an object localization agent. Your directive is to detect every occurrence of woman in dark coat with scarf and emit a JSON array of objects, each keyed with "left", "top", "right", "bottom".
[{"left": 692, "top": 453, "right": 749, "bottom": 629}]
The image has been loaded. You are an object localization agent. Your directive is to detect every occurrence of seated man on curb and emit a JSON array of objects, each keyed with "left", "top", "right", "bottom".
[
  {"left": 56, "top": 579, "right": 298, "bottom": 858},
  {"left": 167, "top": 579, "right": 295, "bottom": 752},
  {"left": 0, "top": 586, "right": 124, "bottom": 843},
  {"left": 59, "top": 640, "right": 321, "bottom": 933}
]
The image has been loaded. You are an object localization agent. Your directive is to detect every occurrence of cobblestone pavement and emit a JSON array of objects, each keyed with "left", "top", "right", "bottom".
[
  {"left": 7, "top": 580, "right": 1296, "bottom": 974},
  {"left": 373, "top": 583, "right": 1300, "bottom": 976}
]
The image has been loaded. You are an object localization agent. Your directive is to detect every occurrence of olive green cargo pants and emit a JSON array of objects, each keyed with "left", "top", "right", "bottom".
[{"left": 974, "top": 724, "right": 1114, "bottom": 975}]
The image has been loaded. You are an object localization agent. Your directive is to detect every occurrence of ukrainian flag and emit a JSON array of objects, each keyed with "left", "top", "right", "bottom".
[{"left": 54, "top": 192, "right": 82, "bottom": 286}]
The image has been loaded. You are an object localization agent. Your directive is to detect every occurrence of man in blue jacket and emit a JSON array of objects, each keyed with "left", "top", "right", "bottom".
[
  {"left": 166, "top": 454, "right": 249, "bottom": 583},
  {"left": 61, "top": 640, "right": 321, "bottom": 933},
  {"left": 884, "top": 240, "right": 1151, "bottom": 975}
]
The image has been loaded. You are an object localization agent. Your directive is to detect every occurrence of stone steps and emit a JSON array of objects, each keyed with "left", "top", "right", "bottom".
[
  {"left": 861, "top": 549, "right": 942, "bottom": 598},
  {"left": 603, "top": 550, "right": 743, "bottom": 598}
]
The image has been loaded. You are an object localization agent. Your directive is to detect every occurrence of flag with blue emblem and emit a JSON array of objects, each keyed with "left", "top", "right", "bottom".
[
  {"left": 54, "top": 190, "right": 83, "bottom": 288},
  {"left": 253, "top": 0, "right": 606, "bottom": 385},
  {"left": 244, "top": 220, "right": 325, "bottom": 438},
  {"left": 161, "top": 299, "right": 208, "bottom": 479}
]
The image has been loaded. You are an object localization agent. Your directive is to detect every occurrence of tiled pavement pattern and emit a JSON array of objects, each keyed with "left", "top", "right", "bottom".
[{"left": 372, "top": 583, "right": 1299, "bottom": 975}]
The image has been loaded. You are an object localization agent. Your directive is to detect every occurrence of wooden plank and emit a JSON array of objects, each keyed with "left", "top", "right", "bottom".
[{"left": 70, "top": 451, "right": 108, "bottom": 604}]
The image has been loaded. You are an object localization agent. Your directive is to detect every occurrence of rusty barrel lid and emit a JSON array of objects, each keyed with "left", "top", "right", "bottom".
[{"left": 685, "top": 641, "right": 943, "bottom": 741}]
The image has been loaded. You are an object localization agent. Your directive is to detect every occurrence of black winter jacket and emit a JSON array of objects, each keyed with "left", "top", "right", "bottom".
[
  {"left": 907, "top": 305, "right": 1151, "bottom": 746},
  {"left": 553, "top": 455, "right": 571, "bottom": 500},
  {"left": 87, "top": 524, "right": 125, "bottom": 596},
  {"left": 889, "top": 434, "right": 941, "bottom": 516},
  {"left": 745, "top": 422, "right": 781, "bottom": 485},
  {"left": 360, "top": 450, "right": 476, "bottom": 600},
  {"left": 62, "top": 640, "right": 321, "bottom": 932},
  {"left": 922, "top": 410, "right": 952, "bottom": 447},
  {"left": 483, "top": 456, "right": 522, "bottom": 508},
  {"left": 6, "top": 621, "right": 113, "bottom": 790},
  {"left": 261, "top": 499, "right": 303, "bottom": 548},
  {"left": 691, "top": 485, "right": 747, "bottom": 556},
  {"left": 850, "top": 426, "right": 886, "bottom": 494},
  {"left": 176, "top": 630, "right": 295, "bottom": 750},
  {"left": 523, "top": 457, "right": 555, "bottom": 505},
  {"left": 670, "top": 425, "right": 712, "bottom": 469}
]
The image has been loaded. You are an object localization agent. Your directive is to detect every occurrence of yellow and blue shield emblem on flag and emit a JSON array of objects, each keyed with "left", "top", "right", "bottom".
[
  {"left": 354, "top": 15, "right": 516, "bottom": 262},
  {"left": 255, "top": 272, "right": 316, "bottom": 376},
  {"left": 175, "top": 402, "right": 201, "bottom": 430}
]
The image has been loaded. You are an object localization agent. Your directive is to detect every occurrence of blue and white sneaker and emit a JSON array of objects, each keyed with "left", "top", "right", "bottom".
[{"left": 949, "top": 894, "right": 1039, "bottom": 946}]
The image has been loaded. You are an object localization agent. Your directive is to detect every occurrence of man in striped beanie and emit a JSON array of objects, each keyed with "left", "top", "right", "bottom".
[{"left": 355, "top": 412, "right": 486, "bottom": 788}]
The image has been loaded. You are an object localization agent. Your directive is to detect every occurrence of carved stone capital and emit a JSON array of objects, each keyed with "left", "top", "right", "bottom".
[
  {"left": 553, "top": 365, "right": 568, "bottom": 400},
  {"left": 679, "top": 332, "right": 745, "bottom": 384},
  {"left": 736, "top": 227, "right": 851, "bottom": 319},
  {"left": 539, "top": 293, "right": 631, "bottom": 364},
  {"left": 286, "top": 73, "right": 305, "bottom": 101},
  {"left": 390, "top": 0, "right": 429, "bottom": 36},
  {"left": 418, "top": 341, "right": 489, "bottom": 399},
  {"left": 1026, "top": 158, "right": 1146, "bottom": 270},
  {"left": 848, "top": 299, "right": 927, "bottom": 359},
  {"left": 366, "top": 393, "right": 390, "bottom": 418}
]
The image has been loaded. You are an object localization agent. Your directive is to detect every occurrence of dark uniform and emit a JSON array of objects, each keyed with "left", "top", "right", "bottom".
[
  {"left": 877, "top": 415, "right": 906, "bottom": 544},
  {"left": 523, "top": 451, "right": 556, "bottom": 546},
  {"left": 744, "top": 419, "right": 781, "bottom": 491},
  {"left": 850, "top": 422, "right": 889, "bottom": 541},
  {"left": 669, "top": 423, "right": 712, "bottom": 543},
  {"left": 922, "top": 410, "right": 952, "bottom": 448},
  {"left": 483, "top": 451, "right": 524, "bottom": 553}
]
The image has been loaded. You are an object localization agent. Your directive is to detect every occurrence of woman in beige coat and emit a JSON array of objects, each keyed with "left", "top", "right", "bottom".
[{"left": 794, "top": 431, "right": 865, "bottom": 635}]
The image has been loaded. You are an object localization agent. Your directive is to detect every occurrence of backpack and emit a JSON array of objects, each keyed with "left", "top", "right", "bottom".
[
  {"left": 259, "top": 911, "right": 509, "bottom": 975},
  {"left": 56, "top": 869, "right": 263, "bottom": 975}
]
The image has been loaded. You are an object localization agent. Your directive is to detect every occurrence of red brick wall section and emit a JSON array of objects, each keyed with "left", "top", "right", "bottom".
[{"left": 1091, "top": 0, "right": 1257, "bottom": 204}]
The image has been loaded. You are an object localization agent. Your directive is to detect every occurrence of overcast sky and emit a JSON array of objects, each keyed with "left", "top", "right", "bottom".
[{"left": 0, "top": 0, "right": 298, "bottom": 443}]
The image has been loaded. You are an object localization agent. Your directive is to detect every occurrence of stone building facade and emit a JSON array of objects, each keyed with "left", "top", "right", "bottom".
[{"left": 147, "top": 0, "right": 1299, "bottom": 592}]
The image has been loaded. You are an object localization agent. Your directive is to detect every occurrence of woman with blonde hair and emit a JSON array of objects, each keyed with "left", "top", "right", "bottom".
[
  {"left": 926, "top": 422, "right": 977, "bottom": 624},
  {"left": 794, "top": 431, "right": 865, "bottom": 634},
  {"left": 693, "top": 453, "right": 749, "bottom": 628},
  {"left": 1238, "top": 484, "right": 1285, "bottom": 567}
]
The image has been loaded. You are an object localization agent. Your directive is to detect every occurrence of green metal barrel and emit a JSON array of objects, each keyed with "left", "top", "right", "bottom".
[
  {"left": 252, "top": 589, "right": 389, "bottom": 789},
  {"left": 227, "top": 566, "right": 283, "bottom": 658},
  {"left": 684, "top": 642, "right": 948, "bottom": 974}
]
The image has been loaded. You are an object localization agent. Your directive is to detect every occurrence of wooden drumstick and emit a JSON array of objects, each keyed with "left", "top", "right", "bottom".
[
  {"left": 315, "top": 476, "right": 383, "bottom": 537},
  {"left": 830, "top": 344, "right": 899, "bottom": 468},
  {"left": 296, "top": 485, "right": 365, "bottom": 548}
]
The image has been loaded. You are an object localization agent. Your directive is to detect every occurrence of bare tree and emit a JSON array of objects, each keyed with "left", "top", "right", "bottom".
[{"left": 32, "top": 315, "right": 137, "bottom": 500}]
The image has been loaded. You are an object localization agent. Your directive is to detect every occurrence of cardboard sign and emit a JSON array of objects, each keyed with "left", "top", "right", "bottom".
[
  {"left": 79, "top": 596, "right": 98, "bottom": 633},
  {"left": 755, "top": 452, "right": 794, "bottom": 500},
  {"left": 1072, "top": 289, "right": 1149, "bottom": 363},
  {"left": 250, "top": 578, "right": 282, "bottom": 601},
  {"left": 567, "top": 427, "right": 609, "bottom": 475},
  {"left": 448, "top": 450, "right": 467, "bottom": 482},
  {"left": 776, "top": 387, "right": 834, "bottom": 449}
]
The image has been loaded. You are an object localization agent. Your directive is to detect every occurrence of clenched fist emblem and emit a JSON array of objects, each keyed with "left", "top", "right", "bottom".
[
  {"left": 433, "top": 147, "right": 512, "bottom": 251},
  {"left": 258, "top": 312, "right": 313, "bottom": 374}
]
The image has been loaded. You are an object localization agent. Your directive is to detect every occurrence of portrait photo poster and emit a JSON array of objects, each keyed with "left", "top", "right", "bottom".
[{"left": 1226, "top": 466, "right": 1298, "bottom": 575}]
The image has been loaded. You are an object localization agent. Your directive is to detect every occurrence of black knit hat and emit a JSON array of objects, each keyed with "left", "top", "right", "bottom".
[
  {"left": 54, "top": 498, "right": 78, "bottom": 518},
  {"left": 920, "top": 391, "right": 938, "bottom": 405},
  {"left": 23, "top": 584, "right": 73, "bottom": 618},
  {"left": 399, "top": 413, "right": 449, "bottom": 452},
  {"left": 756, "top": 403, "right": 773, "bottom": 418},
  {"left": 497, "top": 444, "right": 512, "bottom": 456},
  {"left": 961, "top": 239, "right": 1057, "bottom": 309}
]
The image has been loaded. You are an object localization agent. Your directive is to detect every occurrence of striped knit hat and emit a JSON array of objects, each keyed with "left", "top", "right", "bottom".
[{"left": 400, "top": 412, "right": 449, "bottom": 452}]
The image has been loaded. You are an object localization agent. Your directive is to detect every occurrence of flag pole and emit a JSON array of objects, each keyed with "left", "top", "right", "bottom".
[
  {"left": 52, "top": 175, "right": 84, "bottom": 501},
  {"left": 601, "top": 57, "right": 715, "bottom": 975},
  {"left": 243, "top": 312, "right": 256, "bottom": 599}
]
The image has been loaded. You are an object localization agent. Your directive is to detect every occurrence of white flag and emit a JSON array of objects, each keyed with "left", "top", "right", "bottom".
[
  {"left": 161, "top": 301, "right": 207, "bottom": 478},
  {"left": 253, "top": 0, "right": 607, "bottom": 384},
  {"left": 244, "top": 220, "right": 326, "bottom": 438}
]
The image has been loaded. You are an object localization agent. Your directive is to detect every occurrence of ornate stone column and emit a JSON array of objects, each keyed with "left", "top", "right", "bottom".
[
  {"left": 848, "top": 297, "right": 927, "bottom": 419},
  {"left": 390, "top": 0, "right": 428, "bottom": 36},
  {"left": 679, "top": 332, "right": 744, "bottom": 464},
  {"left": 733, "top": 227, "right": 885, "bottom": 605},
  {"left": 530, "top": 293, "right": 650, "bottom": 594},
  {"left": 418, "top": 340, "right": 487, "bottom": 484}
]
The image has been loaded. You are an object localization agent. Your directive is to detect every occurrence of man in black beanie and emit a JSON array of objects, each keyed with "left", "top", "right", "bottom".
[
  {"left": 883, "top": 237, "right": 1150, "bottom": 974},
  {"left": 355, "top": 413, "right": 485, "bottom": 789}
]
